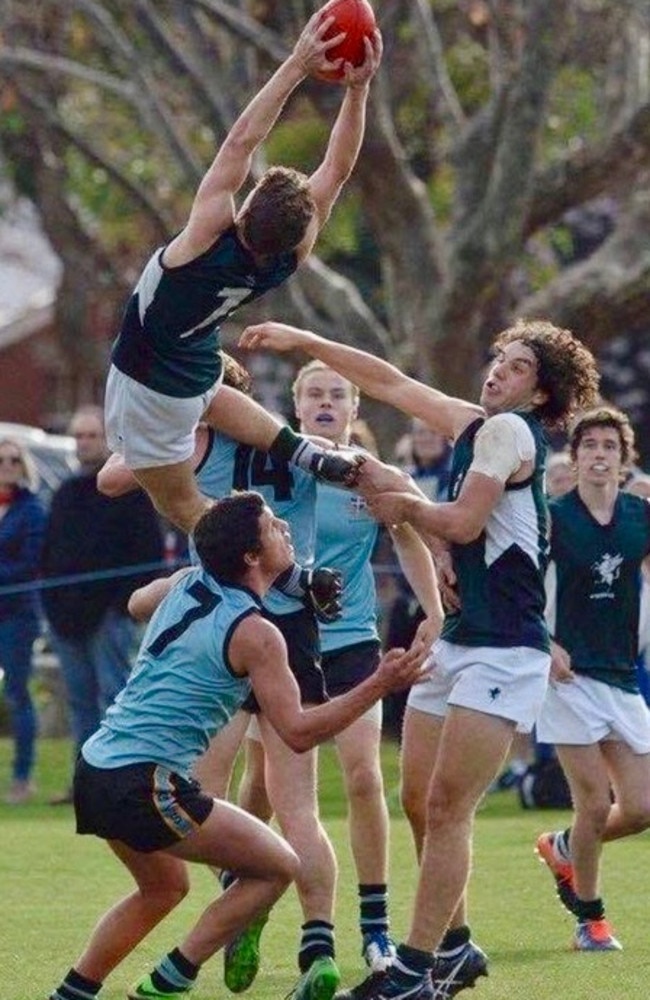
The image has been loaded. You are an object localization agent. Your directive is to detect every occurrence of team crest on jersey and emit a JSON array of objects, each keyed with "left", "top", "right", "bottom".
[
  {"left": 590, "top": 552, "right": 623, "bottom": 598},
  {"left": 348, "top": 495, "right": 369, "bottom": 518}
]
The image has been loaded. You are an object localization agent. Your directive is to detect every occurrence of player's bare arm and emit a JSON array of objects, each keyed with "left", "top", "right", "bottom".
[
  {"left": 366, "top": 471, "right": 504, "bottom": 545},
  {"left": 127, "top": 568, "right": 193, "bottom": 622},
  {"left": 239, "top": 322, "right": 483, "bottom": 440},
  {"left": 388, "top": 521, "right": 444, "bottom": 634},
  {"left": 354, "top": 453, "right": 429, "bottom": 498},
  {"left": 549, "top": 639, "right": 575, "bottom": 684},
  {"left": 96, "top": 452, "right": 140, "bottom": 498},
  {"left": 165, "top": 13, "right": 346, "bottom": 265},
  {"left": 301, "top": 29, "right": 383, "bottom": 257},
  {"left": 373, "top": 409, "right": 536, "bottom": 539},
  {"left": 230, "top": 614, "right": 429, "bottom": 753},
  {"left": 427, "top": 536, "right": 460, "bottom": 612}
]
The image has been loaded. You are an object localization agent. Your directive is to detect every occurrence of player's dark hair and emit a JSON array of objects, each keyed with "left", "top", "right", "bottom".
[
  {"left": 194, "top": 492, "right": 264, "bottom": 584},
  {"left": 568, "top": 405, "right": 637, "bottom": 468},
  {"left": 241, "top": 167, "right": 316, "bottom": 256},
  {"left": 493, "top": 319, "right": 600, "bottom": 428}
]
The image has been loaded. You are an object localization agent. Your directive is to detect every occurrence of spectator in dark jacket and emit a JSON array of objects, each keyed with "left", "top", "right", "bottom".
[
  {"left": 0, "top": 437, "right": 46, "bottom": 804},
  {"left": 41, "top": 406, "right": 163, "bottom": 804}
]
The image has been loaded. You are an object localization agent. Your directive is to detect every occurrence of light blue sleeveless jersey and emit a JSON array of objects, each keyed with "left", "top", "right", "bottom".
[
  {"left": 316, "top": 481, "right": 379, "bottom": 653},
  {"left": 195, "top": 429, "right": 316, "bottom": 616},
  {"left": 82, "top": 567, "right": 258, "bottom": 776}
]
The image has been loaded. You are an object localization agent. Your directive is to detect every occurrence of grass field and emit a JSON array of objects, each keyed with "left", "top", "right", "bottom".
[{"left": 2, "top": 736, "right": 649, "bottom": 1000}]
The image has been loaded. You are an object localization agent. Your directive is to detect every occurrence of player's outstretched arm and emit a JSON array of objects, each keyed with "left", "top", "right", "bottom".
[
  {"left": 233, "top": 616, "right": 429, "bottom": 752},
  {"left": 239, "top": 321, "right": 482, "bottom": 440},
  {"left": 167, "top": 12, "right": 347, "bottom": 263},
  {"left": 366, "top": 471, "right": 504, "bottom": 545},
  {"left": 300, "top": 29, "right": 383, "bottom": 255},
  {"left": 388, "top": 522, "right": 444, "bottom": 634}
]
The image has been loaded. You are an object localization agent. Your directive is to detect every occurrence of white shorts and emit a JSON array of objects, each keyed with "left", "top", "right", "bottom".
[
  {"left": 104, "top": 365, "right": 221, "bottom": 469},
  {"left": 536, "top": 673, "right": 650, "bottom": 754},
  {"left": 407, "top": 638, "right": 551, "bottom": 734}
]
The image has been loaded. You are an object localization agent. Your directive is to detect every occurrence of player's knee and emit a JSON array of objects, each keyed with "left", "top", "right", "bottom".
[
  {"left": 345, "top": 760, "right": 383, "bottom": 801},
  {"left": 401, "top": 781, "right": 426, "bottom": 831},
  {"left": 142, "top": 872, "right": 190, "bottom": 913},
  {"left": 425, "top": 781, "right": 473, "bottom": 829}
]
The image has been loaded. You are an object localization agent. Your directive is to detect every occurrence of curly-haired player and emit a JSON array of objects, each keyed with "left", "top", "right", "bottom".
[{"left": 238, "top": 315, "right": 600, "bottom": 998}]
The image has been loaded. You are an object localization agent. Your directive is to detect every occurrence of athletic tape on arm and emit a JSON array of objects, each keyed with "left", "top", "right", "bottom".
[{"left": 469, "top": 413, "right": 535, "bottom": 484}]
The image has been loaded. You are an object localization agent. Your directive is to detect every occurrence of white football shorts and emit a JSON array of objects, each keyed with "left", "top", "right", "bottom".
[
  {"left": 407, "top": 638, "right": 551, "bottom": 733},
  {"left": 104, "top": 364, "right": 221, "bottom": 469},
  {"left": 536, "top": 673, "right": 650, "bottom": 754}
]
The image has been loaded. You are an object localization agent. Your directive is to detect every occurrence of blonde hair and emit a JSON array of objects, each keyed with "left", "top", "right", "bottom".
[
  {"left": 292, "top": 359, "right": 360, "bottom": 408},
  {"left": 0, "top": 437, "right": 40, "bottom": 492}
]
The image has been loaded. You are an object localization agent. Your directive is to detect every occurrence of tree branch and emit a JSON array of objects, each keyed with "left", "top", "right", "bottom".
[
  {"left": 190, "top": 0, "right": 290, "bottom": 61},
  {"left": 517, "top": 189, "right": 650, "bottom": 348},
  {"left": 411, "top": 0, "right": 465, "bottom": 128},
  {"left": 14, "top": 84, "right": 174, "bottom": 239},
  {"left": 525, "top": 102, "right": 650, "bottom": 236},
  {"left": 55, "top": 0, "right": 205, "bottom": 183},
  {"left": 0, "top": 46, "right": 135, "bottom": 99}
]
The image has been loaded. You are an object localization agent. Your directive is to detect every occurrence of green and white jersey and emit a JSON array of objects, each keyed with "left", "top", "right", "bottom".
[
  {"left": 440, "top": 413, "right": 550, "bottom": 652},
  {"left": 547, "top": 489, "right": 650, "bottom": 692},
  {"left": 112, "top": 227, "right": 297, "bottom": 398}
]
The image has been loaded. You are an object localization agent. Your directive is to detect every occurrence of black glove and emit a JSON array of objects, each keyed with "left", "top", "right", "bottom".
[
  {"left": 300, "top": 567, "right": 343, "bottom": 624},
  {"left": 309, "top": 450, "right": 364, "bottom": 487}
]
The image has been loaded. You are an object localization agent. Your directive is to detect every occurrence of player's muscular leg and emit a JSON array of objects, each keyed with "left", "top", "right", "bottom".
[
  {"left": 259, "top": 714, "right": 337, "bottom": 922},
  {"left": 205, "top": 386, "right": 284, "bottom": 450},
  {"left": 335, "top": 715, "right": 388, "bottom": 884},
  {"left": 193, "top": 711, "right": 251, "bottom": 800},
  {"left": 167, "top": 800, "right": 299, "bottom": 964},
  {"left": 408, "top": 709, "right": 514, "bottom": 951},
  {"left": 74, "top": 847, "right": 190, "bottom": 983},
  {"left": 133, "top": 458, "right": 212, "bottom": 533}
]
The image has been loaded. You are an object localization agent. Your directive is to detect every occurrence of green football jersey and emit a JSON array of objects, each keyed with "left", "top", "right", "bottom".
[
  {"left": 440, "top": 412, "right": 550, "bottom": 652},
  {"left": 549, "top": 489, "right": 650, "bottom": 692}
]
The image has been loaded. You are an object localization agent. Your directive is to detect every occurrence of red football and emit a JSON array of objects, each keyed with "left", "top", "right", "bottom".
[{"left": 316, "top": 0, "right": 377, "bottom": 81}]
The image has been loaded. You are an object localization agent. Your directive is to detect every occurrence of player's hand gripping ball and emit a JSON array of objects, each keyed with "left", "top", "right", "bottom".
[{"left": 317, "top": 0, "right": 377, "bottom": 81}]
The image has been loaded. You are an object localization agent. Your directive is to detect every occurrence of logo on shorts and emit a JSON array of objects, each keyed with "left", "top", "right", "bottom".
[{"left": 488, "top": 686, "right": 501, "bottom": 701}]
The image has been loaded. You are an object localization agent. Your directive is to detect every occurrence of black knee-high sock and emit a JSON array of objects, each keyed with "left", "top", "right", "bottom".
[{"left": 50, "top": 968, "right": 102, "bottom": 1000}]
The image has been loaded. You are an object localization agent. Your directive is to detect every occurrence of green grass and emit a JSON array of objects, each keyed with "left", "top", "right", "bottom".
[{"left": 2, "top": 737, "right": 650, "bottom": 999}]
